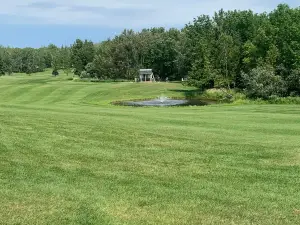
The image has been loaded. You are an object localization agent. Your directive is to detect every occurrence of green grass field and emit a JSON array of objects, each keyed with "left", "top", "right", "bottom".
[{"left": 0, "top": 72, "right": 300, "bottom": 225}]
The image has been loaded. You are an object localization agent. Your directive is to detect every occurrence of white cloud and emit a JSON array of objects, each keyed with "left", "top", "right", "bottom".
[{"left": 0, "top": 0, "right": 297, "bottom": 27}]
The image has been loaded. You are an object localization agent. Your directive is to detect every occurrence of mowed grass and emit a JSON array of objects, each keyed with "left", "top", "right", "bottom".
[{"left": 0, "top": 72, "right": 300, "bottom": 225}]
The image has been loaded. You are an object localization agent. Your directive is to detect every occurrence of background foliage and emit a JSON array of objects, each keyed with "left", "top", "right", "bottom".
[{"left": 1, "top": 4, "right": 300, "bottom": 99}]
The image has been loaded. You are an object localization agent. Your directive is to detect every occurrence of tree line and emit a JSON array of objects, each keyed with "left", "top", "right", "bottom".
[{"left": 1, "top": 4, "right": 300, "bottom": 99}]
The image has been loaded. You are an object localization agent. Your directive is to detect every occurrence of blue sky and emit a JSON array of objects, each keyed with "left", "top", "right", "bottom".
[{"left": 0, "top": 0, "right": 298, "bottom": 48}]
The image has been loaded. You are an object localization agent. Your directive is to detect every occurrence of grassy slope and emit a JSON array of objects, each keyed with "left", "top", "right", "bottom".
[{"left": 0, "top": 72, "right": 300, "bottom": 225}]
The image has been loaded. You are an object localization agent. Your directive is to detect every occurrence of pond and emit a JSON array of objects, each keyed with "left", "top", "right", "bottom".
[{"left": 112, "top": 96, "right": 217, "bottom": 107}]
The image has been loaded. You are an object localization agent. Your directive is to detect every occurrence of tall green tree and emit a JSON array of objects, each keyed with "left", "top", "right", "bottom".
[
  {"left": 61, "top": 47, "right": 72, "bottom": 76},
  {"left": 0, "top": 54, "right": 5, "bottom": 75},
  {"left": 214, "top": 33, "right": 239, "bottom": 88},
  {"left": 71, "top": 39, "right": 95, "bottom": 75}
]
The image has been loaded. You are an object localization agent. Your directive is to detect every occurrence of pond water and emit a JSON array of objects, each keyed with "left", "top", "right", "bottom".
[{"left": 113, "top": 96, "right": 216, "bottom": 107}]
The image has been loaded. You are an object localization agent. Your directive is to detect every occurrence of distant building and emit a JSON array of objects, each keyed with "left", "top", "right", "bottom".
[
  {"left": 182, "top": 76, "right": 189, "bottom": 81},
  {"left": 139, "top": 69, "right": 155, "bottom": 82}
]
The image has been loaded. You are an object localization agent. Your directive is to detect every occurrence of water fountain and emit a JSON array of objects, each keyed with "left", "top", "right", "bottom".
[{"left": 158, "top": 96, "right": 169, "bottom": 103}]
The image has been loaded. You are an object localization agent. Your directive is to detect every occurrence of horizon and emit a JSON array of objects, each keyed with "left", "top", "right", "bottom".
[{"left": 0, "top": 0, "right": 298, "bottom": 48}]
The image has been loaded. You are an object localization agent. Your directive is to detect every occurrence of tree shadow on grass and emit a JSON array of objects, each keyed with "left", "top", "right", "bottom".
[{"left": 168, "top": 89, "right": 204, "bottom": 99}]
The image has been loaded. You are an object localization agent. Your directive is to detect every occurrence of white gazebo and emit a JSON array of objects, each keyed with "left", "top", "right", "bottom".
[{"left": 139, "top": 69, "right": 155, "bottom": 82}]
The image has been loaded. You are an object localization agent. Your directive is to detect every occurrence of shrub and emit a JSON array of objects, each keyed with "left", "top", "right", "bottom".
[
  {"left": 286, "top": 69, "right": 300, "bottom": 95},
  {"left": 85, "top": 62, "right": 98, "bottom": 78},
  {"left": 268, "top": 96, "right": 300, "bottom": 104},
  {"left": 52, "top": 69, "right": 59, "bottom": 76},
  {"left": 72, "top": 77, "right": 81, "bottom": 82},
  {"left": 80, "top": 71, "right": 91, "bottom": 79},
  {"left": 242, "top": 66, "right": 287, "bottom": 99},
  {"left": 201, "top": 88, "right": 246, "bottom": 102}
]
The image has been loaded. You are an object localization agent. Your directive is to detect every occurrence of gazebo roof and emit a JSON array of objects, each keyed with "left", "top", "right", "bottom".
[{"left": 140, "top": 69, "right": 153, "bottom": 74}]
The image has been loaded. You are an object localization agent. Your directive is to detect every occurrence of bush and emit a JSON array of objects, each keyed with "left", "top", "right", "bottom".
[
  {"left": 286, "top": 69, "right": 300, "bottom": 95},
  {"left": 242, "top": 66, "right": 287, "bottom": 99},
  {"left": 80, "top": 71, "right": 91, "bottom": 79},
  {"left": 201, "top": 88, "right": 246, "bottom": 102},
  {"left": 52, "top": 69, "right": 59, "bottom": 76},
  {"left": 268, "top": 96, "right": 300, "bottom": 104},
  {"left": 72, "top": 77, "right": 81, "bottom": 82},
  {"left": 85, "top": 62, "right": 98, "bottom": 78}
]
